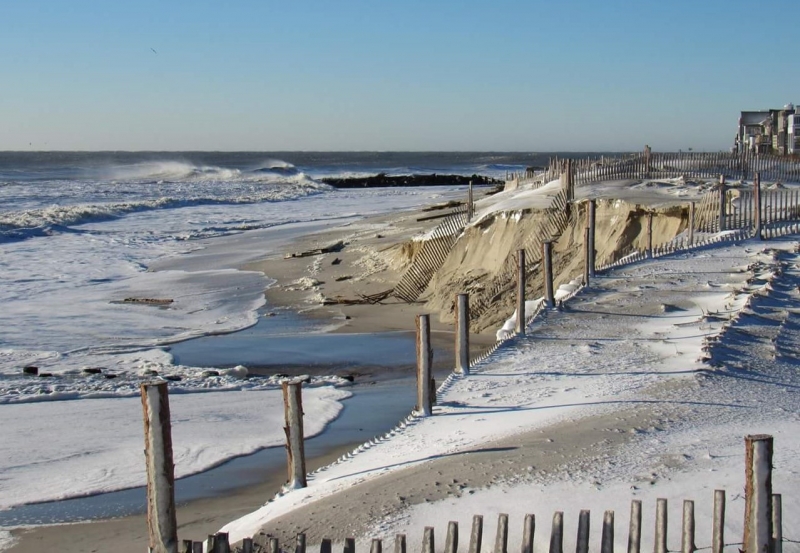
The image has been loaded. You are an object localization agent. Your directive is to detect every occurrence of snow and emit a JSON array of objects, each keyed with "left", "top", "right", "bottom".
[
  {"left": 221, "top": 237, "right": 800, "bottom": 552},
  {"left": 0, "top": 385, "right": 349, "bottom": 511}
]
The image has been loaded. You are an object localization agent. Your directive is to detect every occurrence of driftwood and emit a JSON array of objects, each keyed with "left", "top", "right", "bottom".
[
  {"left": 321, "top": 289, "right": 393, "bottom": 305},
  {"left": 285, "top": 241, "right": 344, "bottom": 259},
  {"left": 121, "top": 298, "right": 174, "bottom": 305}
]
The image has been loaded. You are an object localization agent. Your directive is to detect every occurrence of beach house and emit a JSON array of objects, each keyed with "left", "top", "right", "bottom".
[{"left": 736, "top": 104, "right": 800, "bottom": 155}]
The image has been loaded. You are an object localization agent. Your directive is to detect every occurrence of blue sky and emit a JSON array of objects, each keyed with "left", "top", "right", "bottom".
[{"left": 1, "top": 0, "right": 797, "bottom": 151}]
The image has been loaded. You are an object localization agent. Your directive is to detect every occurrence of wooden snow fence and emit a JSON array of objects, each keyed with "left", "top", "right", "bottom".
[{"left": 181, "top": 436, "right": 783, "bottom": 553}]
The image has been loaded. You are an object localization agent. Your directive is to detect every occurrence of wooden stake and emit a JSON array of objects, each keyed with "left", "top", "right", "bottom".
[
  {"left": 394, "top": 535, "right": 406, "bottom": 553},
  {"left": 576, "top": 510, "right": 590, "bottom": 553},
  {"left": 321, "top": 539, "right": 332, "bottom": 553},
  {"left": 588, "top": 200, "right": 596, "bottom": 277},
  {"left": 282, "top": 381, "right": 307, "bottom": 488},
  {"left": 423, "top": 527, "right": 435, "bottom": 553},
  {"left": 521, "top": 514, "right": 535, "bottom": 553},
  {"left": 242, "top": 539, "right": 254, "bottom": 553},
  {"left": 743, "top": 434, "right": 773, "bottom": 553},
  {"left": 628, "top": 500, "right": 642, "bottom": 553},
  {"left": 371, "top": 539, "right": 383, "bottom": 553},
  {"left": 754, "top": 173, "right": 762, "bottom": 239},
  {"left": 681, "top": 500, "right": 695, "bottom": 553},
  {"left": 469, "top": 515, "right": 484, "bottom": 553},
  {"left": 455, "top": 294, "right": 470, "bottom": 375},
  {"left": 719, "top": 184, "right": 727, "bottom": 232},
  {"left": 297, "top": 533, "right": 307, "bottom": 553},
  {"left": 445, "top": 521, "right": 459, "bottom": 553},
  {"left": 269, "top": 538, "right": 280, "bottom": 553},
  {"left": 468, "top": 181, "right": 475, "bottom": 222},
  {"left": 689, "top": 202, "right": 695, "bottom": 246},
  {"left": 601, "top": 511, "right": 614, "bottom": 553},
  {"left": 495, "top": 513, "right": 508, "bottom": 553},
  {"left": 416, "top": 314, "right": 433, "bottom": 416},
  {"left": 647, "top": 212, "right": 654, "bottom": 258},
  {"left": 516, "top": 249, "right": 526, "bottom": 335},
  {"left": 712, "top": 490, "right": 725, "bottom": 553},
  {"left": 543, "top": 241, "right": 555, "bottom": 309},
  {"left": 583, "top": 227, "right": 590, "bottom": 286},
  {"left": 655, "top": 498, "right": 667, "bottom": 553},
  {"left": 344, "top": 538, "right": 355, "bottom": 553},
  {"left": 549, "top": 512, "right": 563, "bottom": 553},
  {"left": 140, "top": 382, "right": 178, "bottom": 553},
  {"left": 772, "top": 494, "right": 782, "bottom": 553}
]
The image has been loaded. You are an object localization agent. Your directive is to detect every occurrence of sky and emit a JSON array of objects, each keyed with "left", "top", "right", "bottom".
[{"left": 1, "top": 0, "right": 798, "bottom": 152}]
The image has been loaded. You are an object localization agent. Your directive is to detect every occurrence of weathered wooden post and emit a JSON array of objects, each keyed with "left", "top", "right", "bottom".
[
  {"left": 712, "top": 490, "right": 725, "bottom": 553},
  {"left": 282, "top": 380, "right": 307, "bottom": 489},
  {"left": 719, "top": 180, "right": 727, "bottom": 232},
  {"left": 688, "top": 202, "right": 695, "bottom": 247},
  {"left": 655, "top": 498, "right": 668, "bottom": 553},
  {"left": 371, "top": 539, "right": 382, "bottom": 553},
  {"left": 467, "top": 181, "right": 474, "bottom": 222},
  {"left": 550, "top": 511, "right": 564, "bottom": 553},
  {"left": 754, "top": 173, "right": 763, "bottom": 239},
  {"left": 416, "top": 314, "right": 433, "bottom": 416},
  {"left": 495, "top": 513, "right": 509, "bottom": 553},
  {"left": 628, "top": 500, "right": 642, "bottom": 553},
  {"left": 772, "top": 495, "right": 782, "bottom": 553},
  {"left": 743, "top": 434, "right": 773, "bottom": 553},
  {"left": 445, "top": 521, "right": 459, "bottom": 553},
  {"left": 682, "top": 500, "right": 696, "bottom": 553},
  {"left": 423, "top": 527, "right": 435, "bottom": 553},
  {"left": 521, "top": 514, "right": 535, "bottom": 553},
  {"left": 344, "top": 538, "right": 355, "bottom": 553},
  {"left": 576, "top": 510, "right": 590, "bottom": 553},
  {"left": 516, "top": 249, "right": 526, "bottom": 335},
  {"left": 394, "top": 535, "right": 406, "bottom": 553},
  {"left": 543, "top": 241, "right": 555, "bottom": 308},
  {"left": 140, "top": 382, "right": 178, "bottom": 553},
  {"left": 588, "top": 200, "right": 596, "bottom": 277},
  {"left": 455, "top": 293, "right": 470, "bottom": 375},
  {"left": 583, "top": 227, "right": 591, "bottom": 286},
  {"left": 646, "top": 212, "right": 654, "bottom": 258},
  {"left": 469, "top": 515, "right": 483, "bottom": 553},
  {"left": 601, "top": 511, "right": 614, "bottom": 553}
]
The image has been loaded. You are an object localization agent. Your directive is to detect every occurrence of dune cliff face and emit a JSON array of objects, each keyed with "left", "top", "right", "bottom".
[{"left": 392, "top": 199, "right": 690, "bottom": 333}]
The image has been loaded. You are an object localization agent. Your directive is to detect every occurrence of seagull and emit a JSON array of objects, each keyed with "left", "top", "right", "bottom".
[{"left": 150, "top": 47, "right": 157, "bottom": 54}]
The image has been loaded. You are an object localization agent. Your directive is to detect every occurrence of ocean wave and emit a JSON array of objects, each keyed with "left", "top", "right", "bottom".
[
  {"left": 103, "top": 160, "right": 300, "bottom": 183},
  {"left": 0, "top": 177, "right": 331, "bottom": 242}
]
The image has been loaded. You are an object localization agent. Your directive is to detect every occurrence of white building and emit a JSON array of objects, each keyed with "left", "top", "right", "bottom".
[{"left": 789, "top": 111, "right": 800, "bottom": 155}]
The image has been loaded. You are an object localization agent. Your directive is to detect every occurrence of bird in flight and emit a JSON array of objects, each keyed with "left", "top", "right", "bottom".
[{"left": 150, "top": 47, "right": 157, "bottom": 54}]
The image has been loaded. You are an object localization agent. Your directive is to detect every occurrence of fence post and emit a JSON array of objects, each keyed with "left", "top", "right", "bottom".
[
  {"left": 543, "top": 241, "right": 555, "bottom": 308},
  {"left": 646, "top": 212, "right": 654, "bottom": 258},
  {"left": 628, "top": 500, "right": 642, "bottom": 553},
  {"left": 576, "top": 510, "right": 590, "bottom": 553},
  {"left": 494, "top": 513, "right": 509, "bottom": 553},
  {"left": 772, "top": 495, "right": 782, "bottom": 553},
  {"left": 140, "top": 382, "right": 179, "bottom": 553},
  {"left": 416, "top": 314, "right": 433, "bottom": 416},
  {"left": 455, "top": 294, "right": 470, "bottom": 375},
  {"left": 719, "top": 182, "right": 727, "bottom": 232},
  {"left": 516, "top": 249, "right": 526, "bottom": 335},
  {"left": 282, "top": 381, "right": 307, "bottom": 489},
  {"left": 688, "top": 202, "right": 695, "bottom": 246},
  {"left": 655, "top": 498, "right": 668, "bottom": 553},
  {"left": 469, "top": 515, "right": 484, "bottom": 553},
  {"left": 588, "top": 200, "right": 596, "bottom": 277},
  {"left": 583, "top": 227, "right": 591, "bottom": 286},
  {"left": 445, "top": 521, "right": 459, "bottom": 553},
  {"left": 521, "top": 514, "right": 535, "bottom": 553},
  {"left": 601, "top": 511, "right": 614, "bottom": 553},
  {"left": 743, "top": 434, "right": 773, "bottom": 553},
  {"left": 550, "top": 511, "right": 564, "bottom": 553},
  {"left": 754, "top": 173, "right": 762, "bottom": 240},
  {"left": 712, "top": 490, "right": 725, "bottom": 553},
  {"left": 682, "top": 500, "right": 696, "bottom": 553},
  {"left": 467, "top": 181, "right": 474, "bottom": 222},
  {"left": 371, "top": 540, "right": 382, "bottom": 553},
  {"left": 394, "top": 535, "right": 406, "bottom": 553}
]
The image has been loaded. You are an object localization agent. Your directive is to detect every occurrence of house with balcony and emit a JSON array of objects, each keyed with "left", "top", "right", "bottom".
[{"left": 736, "top": 104, "right": 799, "bottom": 155}]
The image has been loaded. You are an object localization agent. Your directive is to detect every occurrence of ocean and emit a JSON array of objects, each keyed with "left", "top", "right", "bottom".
[{"left": 0, "top": 151, "right": 560, "bottom": 513}]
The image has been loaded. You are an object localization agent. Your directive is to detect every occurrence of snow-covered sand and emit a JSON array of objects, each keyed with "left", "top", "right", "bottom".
[{"left": 223, "top": 237, "right": 800, "bottom": 552}]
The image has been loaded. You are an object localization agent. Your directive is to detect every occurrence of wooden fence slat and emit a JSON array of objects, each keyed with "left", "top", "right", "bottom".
[
  {"left": 655, "top": 498, "right": 668, "bottom": 553},
  {"left": 681, "top": 500, "right": 695, "bottom": 553},
  {"left": 601, "top": 511, "right": 614, "bottom": 553},
  {"left": 321, "top": 538, "right": 333, "bottom": 553},
  {"left": 521, "top": 514, "right": 535, "bottom": 553},
  {"left": 445, "top": 521, "right": 459, "bottom": 553},
  {"left": 628, "top": 500, "right": 642, "bottom": 553},
  {"left": 773, "top": 494, "right": 783, "bottom": 553},
  {"left": 423, "top": 527, "right": 435, "bottom": 553},
  {"left": 549, "top": 512, "right": 563, "bottom": 553},
  {"left": 576, "top": 510, "right": 590, "bottom": 553},
  {"left": 494, "top": 513, "right": 508, "bottom": 553},
  {"left": 270, "top": 537, "right": 280, "bottom": 553},
  {"left": 394, "top": 535, "right": 406, "bottom": 553},
  {"left": 712, "top": 490, "right": 725, "bottom": 553},
  {"left": 371, "top": 538, "right": 383, "bottom": 553},
  {"left": 469, "top": 515, "right": 484, "bottom": 553},
  {"left": 344, "top": 538, "right": 355, "bottom": 553},
  {"left": 297, "top": 533, "right": 307, "bottom": 553}
]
